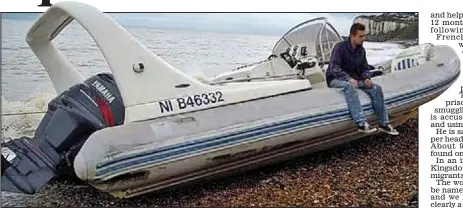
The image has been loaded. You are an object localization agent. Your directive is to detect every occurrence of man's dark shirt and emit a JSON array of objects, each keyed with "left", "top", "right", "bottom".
[{"left": 325, "top": 39, "right": 372, "bottom": 86}]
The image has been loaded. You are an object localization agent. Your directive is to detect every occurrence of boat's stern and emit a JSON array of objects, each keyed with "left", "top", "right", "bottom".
[{"left": 1, "top": 73, "right": 126, "bottom": 195}]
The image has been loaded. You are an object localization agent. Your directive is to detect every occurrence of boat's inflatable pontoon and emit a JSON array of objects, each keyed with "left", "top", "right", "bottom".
[{"left": 1, "top": 1, "right": 460, "bottom": 198}]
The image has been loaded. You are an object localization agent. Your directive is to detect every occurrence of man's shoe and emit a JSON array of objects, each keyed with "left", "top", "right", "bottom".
[
  {"left": 378, "top": 124, "right": 399, "bottom": 136},
  {"left": 357, "top": 122, "right": 377, "bottom": 133}
]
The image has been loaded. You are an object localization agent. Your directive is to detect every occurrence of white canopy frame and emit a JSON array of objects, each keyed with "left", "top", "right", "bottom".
[{"left": 271, "top": 17, "right": 343, "bottom": 65}]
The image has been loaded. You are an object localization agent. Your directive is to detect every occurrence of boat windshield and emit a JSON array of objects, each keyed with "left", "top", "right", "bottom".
[{"left": 271, "top": 17, "right": 343, "bottom": 64}]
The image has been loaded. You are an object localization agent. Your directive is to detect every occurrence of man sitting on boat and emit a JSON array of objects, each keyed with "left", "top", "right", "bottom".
[{"left": 325, "top": 23, "right": 399, "bottom": 136}]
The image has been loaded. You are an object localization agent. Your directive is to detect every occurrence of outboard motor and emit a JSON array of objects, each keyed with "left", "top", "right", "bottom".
[{"left": 1, "top": 73, "right": 125, "bottom": 195}]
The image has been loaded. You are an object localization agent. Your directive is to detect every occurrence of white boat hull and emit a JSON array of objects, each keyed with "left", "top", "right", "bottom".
[
  {"left": 74, "top": 45, "right": 459, "bottom": 198},
  {"left": 92, "top": 109, "right": 417, "bottom": 198}
]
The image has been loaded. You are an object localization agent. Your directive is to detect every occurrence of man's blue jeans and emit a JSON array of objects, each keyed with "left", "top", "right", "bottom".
[{"left": 329, "top": 79, "right": 390, "bottom": 127}]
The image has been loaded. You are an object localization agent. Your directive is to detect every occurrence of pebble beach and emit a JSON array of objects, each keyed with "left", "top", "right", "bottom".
[{"left": 2, "top": 115, "right": 419, "bottom": 207}]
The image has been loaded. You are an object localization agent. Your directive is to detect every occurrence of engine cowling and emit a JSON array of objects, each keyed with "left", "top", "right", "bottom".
[{"left": 1, "top": 73, "right": 124, "bottom": 194}]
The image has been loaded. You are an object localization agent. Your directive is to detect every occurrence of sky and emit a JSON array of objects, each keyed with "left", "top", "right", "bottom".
[{"left": 2, "top": 13, "right": 381, "bottom": 36}]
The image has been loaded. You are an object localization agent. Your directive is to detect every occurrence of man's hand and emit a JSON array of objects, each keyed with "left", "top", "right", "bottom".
[
  {"left": 364, "top": 79, "right": 373, "bottom": 88},
  {"left": 348, "top": 78, "right": 358, "bottom": 88}
]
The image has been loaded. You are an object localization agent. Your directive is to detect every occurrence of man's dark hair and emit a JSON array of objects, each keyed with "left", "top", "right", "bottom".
[{"left": 350, "top": 23, "right": 366, "bottom": 35}]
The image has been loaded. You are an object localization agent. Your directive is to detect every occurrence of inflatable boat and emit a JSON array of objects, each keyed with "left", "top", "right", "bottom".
[{"left": 1, "top": 1, "right": 460, "bottom": 198}]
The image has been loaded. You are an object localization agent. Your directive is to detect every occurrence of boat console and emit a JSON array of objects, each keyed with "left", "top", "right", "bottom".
[{"left": 209, "top": 17, "right": 343, "bottom": 86}]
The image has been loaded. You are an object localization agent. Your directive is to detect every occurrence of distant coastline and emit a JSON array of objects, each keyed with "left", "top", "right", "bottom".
[
  {"left": 342, "top": 36, "right": 418, "bottom": 47},
  {"left": 351, "top": 12, "right": 418, "bottom": 46}
]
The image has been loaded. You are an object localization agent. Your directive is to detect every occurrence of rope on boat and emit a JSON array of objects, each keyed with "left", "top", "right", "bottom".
[
  {"left": 1, "top": 111, "right": 47, "bottom": 116},
  {"left": 231, "top": 55, "right": 276, "bottom": 71}
]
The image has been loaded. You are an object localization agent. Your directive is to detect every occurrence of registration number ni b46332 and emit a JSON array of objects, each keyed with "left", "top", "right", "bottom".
[{"left": 159, "top": 91, "right": 225, "bottom": 113}]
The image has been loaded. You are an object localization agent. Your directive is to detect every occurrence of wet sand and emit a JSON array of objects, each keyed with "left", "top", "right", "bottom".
[{"left": 2, "top": 116, "right": 419, "bottom": 207}]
